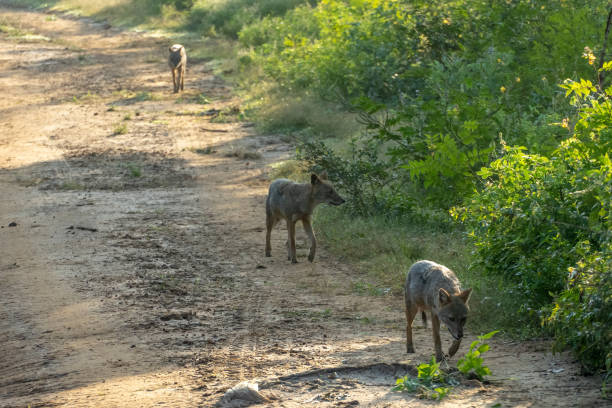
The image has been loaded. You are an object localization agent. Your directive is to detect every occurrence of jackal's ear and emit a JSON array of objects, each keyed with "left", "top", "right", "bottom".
[
  {"left": 439, "top": 288, "right": 451, "bottom": 305},
  {"left": 318, "top": 171, "right": 328, "bottom": 180},
  {"left": 311, "top": 174, "right": 320, "bottom": 185},
  {"left": 458, "top": 288, "right": 472, "bottom": 305}
]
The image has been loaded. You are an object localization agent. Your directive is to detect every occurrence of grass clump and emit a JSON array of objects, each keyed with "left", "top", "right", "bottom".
[
  {"left": 189, "top": 146, "right": 216, "bottom": 155},
  {"left": 248, "top": 91, "right": 360, "bottom": 139},
  {"left": 126, "top": 163, "right": 142, "bottom": 177},
  {"left": 268, "top": 159, "right": 309, "bottom": 181},
  {"left": 222, "top": 144, "right": 261, "bottom": 160},
  {"left": 393, "top": 358, "right": 453, "bottom": 400},
  {"left": 112, "top": 123, "right": 128, "bottom": 135},
  {"left": 72, "top": 91, "right": 99, "bottom": 104},
  {"left": 457, "top": 330, "right": 499, "bottom": 380}
]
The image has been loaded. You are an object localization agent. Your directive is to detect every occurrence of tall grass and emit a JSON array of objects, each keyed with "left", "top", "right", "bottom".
[
  {"left": 313, "top": 206, "right": 539, "bottom": 337},
  {"left": 185, "top": 0, "right": 312, "bottom": 38}
]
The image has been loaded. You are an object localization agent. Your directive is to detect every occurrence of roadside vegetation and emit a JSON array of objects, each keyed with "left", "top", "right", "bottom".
[{"left": 8, "top": 0, "right": 611, "bottom": 381}]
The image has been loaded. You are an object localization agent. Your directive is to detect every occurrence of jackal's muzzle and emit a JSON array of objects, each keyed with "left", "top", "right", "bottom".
[{"left": 448, "top": 327, "right": 463, "bottom": 340}]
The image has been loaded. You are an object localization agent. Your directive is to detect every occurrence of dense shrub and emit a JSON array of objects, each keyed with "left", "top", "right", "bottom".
[
  {"left": 455, "top": 74, "right": 612, "bottom": 371},
  {"left": 297, "top": 137, "right": 403, "bottom": 216},
  {"left": 547, "top": 245, "right": 611, "bottom": 374},
  {"left": 245, "top": 0, "right": 606, "bottom": 207}
]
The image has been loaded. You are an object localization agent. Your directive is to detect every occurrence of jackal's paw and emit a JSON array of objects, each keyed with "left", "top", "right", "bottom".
[
  {"left": 291, "top": 258, "right": 298, "bottom": 264},
  {"left": 308, "top": 254, "right": 314, "bottom": 262},
  {"left": 406, "top": 345, "right": 415, "bottom": 354},
  {"left": 265, "top": 251, "right": 271, "bottom": 257}
]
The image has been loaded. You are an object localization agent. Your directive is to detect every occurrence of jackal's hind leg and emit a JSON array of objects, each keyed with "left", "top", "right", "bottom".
[
  {"left": 265, "top": 214, "right": 275, "bottom": 257},
  {"left": 405, "top": 304, "right": 418, "bottom": 353}
]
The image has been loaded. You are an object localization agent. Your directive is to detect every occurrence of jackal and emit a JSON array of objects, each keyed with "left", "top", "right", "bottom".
[
  {"left": 168, "top": 44, "right": 186, "bottom": 93},
  {"left": 405, "top": 260, "right": 472, "bottom": 361},
  {"left": 265, "top": 172, "right": 345, "bottom": 263}
]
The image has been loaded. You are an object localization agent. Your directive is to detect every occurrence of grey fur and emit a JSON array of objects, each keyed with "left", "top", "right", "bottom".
[
  {"left": 405, "top": 260, "right": 472, "bottom": 361},
  {"left": 265, "top": 173, "right": 345, "bottom": 263}
]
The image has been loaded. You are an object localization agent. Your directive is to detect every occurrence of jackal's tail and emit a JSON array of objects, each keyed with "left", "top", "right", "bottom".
[{"left": 421, "top": 311, "right": 427, "bottom": 328}]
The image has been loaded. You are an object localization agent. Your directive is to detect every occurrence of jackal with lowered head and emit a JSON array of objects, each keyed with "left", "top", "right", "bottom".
[
  {"left": 405, "top": 260, "right": 472, "bottom": 361},
  {"left": 265, "top": 172, "right": 345, "bottom": 263},
  {"left": 168, "top": 44, "right": 186, "bottom": 93}
]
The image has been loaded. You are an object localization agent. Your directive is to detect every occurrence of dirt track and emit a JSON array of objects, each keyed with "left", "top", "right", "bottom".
[{"left": 0, "top": 5, "right": 605, "bottom": 407}]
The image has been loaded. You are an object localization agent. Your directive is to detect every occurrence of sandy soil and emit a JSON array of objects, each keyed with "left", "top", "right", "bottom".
[{"left": 0, "top": 5, "right": 606, "bottom": 407}]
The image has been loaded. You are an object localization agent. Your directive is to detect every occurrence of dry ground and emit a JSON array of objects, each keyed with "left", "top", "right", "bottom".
[{"left": 0, "top": 5, "right": 605, "bottom": 407}]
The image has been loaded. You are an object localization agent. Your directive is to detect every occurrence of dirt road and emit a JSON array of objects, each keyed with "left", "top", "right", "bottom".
[{"left": 0, "top": 5, "right": 605, "bottom": 407}]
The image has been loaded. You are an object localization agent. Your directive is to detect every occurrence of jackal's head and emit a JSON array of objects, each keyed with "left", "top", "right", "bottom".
[
  {"left": 437, "top": 288, "right": 472, "bottom": 340},
  {"left": 311, "top": 172, "right": 346, "bottom": 206}
]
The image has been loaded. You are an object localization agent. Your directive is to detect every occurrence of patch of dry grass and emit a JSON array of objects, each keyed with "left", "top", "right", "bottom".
[{"left": 222, "top": 144, "right": 261, "bottom": 160}]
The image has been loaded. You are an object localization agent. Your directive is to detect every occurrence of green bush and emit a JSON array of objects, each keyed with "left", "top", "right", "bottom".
[
  {"left": 457, "top": 330, "right": 499, "bottom": 380},
  {"left": 546, "top": 245, "right": 611, "bottom": 374},
  {"left": 297, "top": 136, "right": 401, "bottom": 216},
  {"left": 245, "top": 0, "right": 606, "bottom": 207},
  {"left": 455, "top": 73, "right": 612, "bottom": 371}
]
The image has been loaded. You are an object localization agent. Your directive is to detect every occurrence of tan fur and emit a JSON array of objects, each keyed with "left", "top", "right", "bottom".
[
  {"left": 168, "top": 44, "right": 186, "bottom": 93},
  {"left": 265, "top": 172, "right": 345, "bottom": 263},
  {"left": 404, "top": 260, "right": 472, "bottom": 361}
]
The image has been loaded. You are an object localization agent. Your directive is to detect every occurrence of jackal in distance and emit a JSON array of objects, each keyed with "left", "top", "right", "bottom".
[{"left": 168, "top": 44, "right": 186, "bottom": 93}]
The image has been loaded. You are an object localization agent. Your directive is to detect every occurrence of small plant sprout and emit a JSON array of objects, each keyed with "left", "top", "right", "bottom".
[
  {"left": 457, "top": 330, "right": 499, "bottom": 380},
  {"left": 393, "top": 357, "right": 454, "bottom": 400},
  {"left": 127, "top": 163, "right": 142, "bottom": 178},
  {"left": 112, "top": 123, "right": 128, "bottom": 135}
]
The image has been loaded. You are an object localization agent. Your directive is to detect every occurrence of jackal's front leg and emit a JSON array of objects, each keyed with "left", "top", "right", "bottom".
[
  {"left": 431, "top": 314, "right": 445, "bottom": 361},
  {"left": 448, "top": 338, "right": 462, "bottom": 358},
  {"left": 302, "top": 218, "right": 316, "bottom": 262},
  {"left": 286, "top": 219, "right": 297, "bottom": 263},
  {"left": 171, "top": 68, "right": 178, "bottom": 93},
  {"left": 180, "top": 66, "right": 185, "bottom": 91}
]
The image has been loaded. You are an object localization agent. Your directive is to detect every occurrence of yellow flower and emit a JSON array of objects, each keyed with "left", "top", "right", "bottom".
[
  {"left": 500, "top": 86, "right": 506, "bottom": 93},
  {"left": 443, "top": 18, "right": 451, "bottom": 25},
  {"left": 588, "top": 54, "right": 596, "bottom": 65},
  {"left": 583, "top": 46, "right": 596, "bottom": 65},
  {"left": 515, "top": 77, "right": 521, "bottom": 82},
  {"left": 561, "top": 118, "right": 569, "bottom": 129}
]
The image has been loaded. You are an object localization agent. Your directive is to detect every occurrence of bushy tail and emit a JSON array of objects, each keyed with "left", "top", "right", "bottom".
[{"left": 421, "top": 311, "right": 427, "bottom": 328}]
